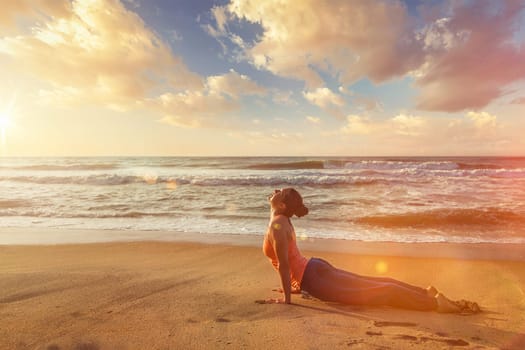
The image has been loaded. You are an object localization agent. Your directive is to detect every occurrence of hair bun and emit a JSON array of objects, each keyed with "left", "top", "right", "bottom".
[{"left": 295, "top": 205, "right": 309, "bottom": 218}]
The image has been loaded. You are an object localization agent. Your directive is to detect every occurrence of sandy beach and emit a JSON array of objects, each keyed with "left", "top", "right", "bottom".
[{"left": 1, "top": 229, "right": 525, "bottom": 350}]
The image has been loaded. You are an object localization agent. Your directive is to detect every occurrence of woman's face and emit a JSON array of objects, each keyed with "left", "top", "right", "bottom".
[{"left": 268, "top": 189, "right": 286, "bottom": 209}]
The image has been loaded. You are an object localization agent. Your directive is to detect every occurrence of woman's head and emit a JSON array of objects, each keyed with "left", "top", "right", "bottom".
[{"left": 269, "top": 188, "right": 309, "bottom": 218}]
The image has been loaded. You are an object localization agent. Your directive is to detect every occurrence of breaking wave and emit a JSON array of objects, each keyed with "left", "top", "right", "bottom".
[
  {"left": 0, "top": 174, "right": 387, "bottom": 187},
  {"left": 354, "top": 208, "right": 525, "bottom": 229}
]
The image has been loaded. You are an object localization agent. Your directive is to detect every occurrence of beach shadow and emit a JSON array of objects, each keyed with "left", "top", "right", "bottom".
[
  {"left": 73, "top": 342, "right": 100, "bottom": 350},
  {"left": 45, "top": 342, "right": 100, "bottom": 350},
  {"left": 0, "top": 286, "right": 74, "bottom": 304},
  {"left": 291, "top": 302, "right": 378, "bottom": 322}
]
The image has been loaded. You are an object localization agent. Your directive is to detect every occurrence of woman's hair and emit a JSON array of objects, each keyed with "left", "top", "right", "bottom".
[{"left": 281, "top": 188, "right": 309, "bottom": 218}]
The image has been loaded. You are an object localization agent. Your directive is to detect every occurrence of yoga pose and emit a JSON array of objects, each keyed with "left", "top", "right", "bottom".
[{"left": 262, "top": 188, "right": 479, "bottom": 313}]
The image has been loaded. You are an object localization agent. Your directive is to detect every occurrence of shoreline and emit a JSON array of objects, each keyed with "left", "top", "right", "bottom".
[{"left": 1, "top": 227, "right": 524, "bottom": 261}]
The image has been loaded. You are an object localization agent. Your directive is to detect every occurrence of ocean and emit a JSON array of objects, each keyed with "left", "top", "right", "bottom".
[{"left": 1, "top": 156, "right": 524, "bottom": 244}]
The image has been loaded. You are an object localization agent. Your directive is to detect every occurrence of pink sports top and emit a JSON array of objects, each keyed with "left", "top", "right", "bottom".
[{"left": 263, "top": 219, "right": 309, "bottom": 290}]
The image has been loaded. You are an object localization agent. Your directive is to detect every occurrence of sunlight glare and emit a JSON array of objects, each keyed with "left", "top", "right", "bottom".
[
  {"left": 375, "top": 260, "right": 389, "bottom": 274},
  {"left": 0, "top": 112, "right": 11, "bottom": 146},
  {"left": 0, "top": 112, "right": 11, "bottom": 130},
  {"left": 1, "top": 92, "right": 17, "bottom": 134}
]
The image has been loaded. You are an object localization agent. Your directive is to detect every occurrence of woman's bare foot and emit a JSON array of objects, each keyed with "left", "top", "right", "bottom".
[
  {"left": 426, "top": 286, "right": 438, "bottom": 298},
  {"left": 436, "top": 293, "right": 461, "bottom": 313},
  {"left": 455, "top": 299, "right": 482, "bottom": 313}
]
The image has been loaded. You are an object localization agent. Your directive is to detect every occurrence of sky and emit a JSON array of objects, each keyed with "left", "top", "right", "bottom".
[{"left": 0, "top": 0, "right": 524, "bottom": 157}]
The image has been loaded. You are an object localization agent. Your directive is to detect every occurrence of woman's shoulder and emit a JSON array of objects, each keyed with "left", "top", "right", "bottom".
[{"left": 269, "top": 215, "right": 292, "bottom": 238}]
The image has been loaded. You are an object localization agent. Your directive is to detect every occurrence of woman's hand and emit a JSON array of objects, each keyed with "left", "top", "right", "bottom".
[{"left": 272, "top": 287, "right": 301, "bottom": 294}]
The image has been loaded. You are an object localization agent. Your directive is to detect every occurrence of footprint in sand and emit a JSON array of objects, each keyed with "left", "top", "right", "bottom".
[
  {"left": 370, "top": 321, "right": 470, "bottom": 347},
  {"left": 373, "top": 321, "right": 417, "bottom": 327},
  {"left": 394, "top": 334, "right": 470, "bottom": 347}
]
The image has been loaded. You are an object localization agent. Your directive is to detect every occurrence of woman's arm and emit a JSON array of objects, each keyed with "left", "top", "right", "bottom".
[{"left": 272, "top": 222, "right": 292, "bottom": 304}]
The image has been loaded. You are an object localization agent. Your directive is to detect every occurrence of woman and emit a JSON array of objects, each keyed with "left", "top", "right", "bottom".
[{"left": 262, "top": 188, "right": 479, "bottom": 313}]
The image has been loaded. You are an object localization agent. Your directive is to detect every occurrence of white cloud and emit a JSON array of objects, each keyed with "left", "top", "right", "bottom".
[
  {"left": 212, "top": 0, "right": 525, "bottom": 112},
  {"left": 303, "top": 88, "right": 344, "bottom": 108},
  {"left": 338, "top": 86, "right": 353, "bottom": 95},
  {"left": 206, "top": 69, "right": 266, "bottom": 98},
  {"left": 0, "top": 0, "right": 203, "bottom": 111},
  {"left": 414, "top": 1, "right": 525, "bottom": 112},
  {"left": 213, "top": 0, "right": 422, "bottom": 89},
  {"left": 341, "top": 115, "right": 373, "bottom": 135},
  {"left": 211, "top": 6, "right": 229, "bottom": 34},
  {"left": 352, "top": 95, "right": 383, "bottom": 112},
  {"left": 0, "top": 0, "right": 268, "bottom": 129},
  {"left": 152, "top": 91, "right": 236, "bottom": 128},
  {"left": 150, "top": 70, "right": 266, "bottom": 128},
  {"left": 0, "top": 0, "right": 71, "bottom": 33},
  {"left": 337, "top": 111, "right": 509, "bottom": 154},
  {"left": 306, "top": 116, "right": 320, "bottom": 124},
  {"left": 421, "top": 18, "right": 469, "bottom": 51},
  {"left": 466, "top": 111, "right": 497, "bottom": 129},
  {"left": 391, "top": 114, "right": 425, "bottom": 136}
]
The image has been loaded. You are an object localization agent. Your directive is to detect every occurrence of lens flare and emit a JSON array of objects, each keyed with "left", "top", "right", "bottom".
[
  {"left": 142, "top": 173, "right": 158, "bottom": 185},
  {"left": 166, "top": 179, "right": 177, "bottom": 190},
  {"left": 375, "top": 260, "right": 388, "bottom": 274}
]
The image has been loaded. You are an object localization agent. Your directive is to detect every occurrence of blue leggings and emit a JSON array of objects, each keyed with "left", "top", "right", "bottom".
[{"left": 300, "top": 258, "right": 437, "bottom": 311}]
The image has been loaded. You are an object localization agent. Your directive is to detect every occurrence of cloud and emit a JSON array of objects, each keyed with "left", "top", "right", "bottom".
[
  {"left": 352, "top": 95, "right": 383, "bottom": 112},
  {"left": 207, "top": 69, "right": 266, "bottom": 98},
  {"left": 151, "top": 70, "right": 266, "bottom": 128},
  {"left": 339, "top": 111, "right": 508, "bottom": 154},
  {"left": 466, "top": 111, "right": 498, "bottom": 129},
  {"left": 211, "top": 6, "right": 229, "bottom": 34},
  {"left": 391, "top": 114, "right": 425, "bottom": 136},
  {"left": 338, "top": 86, "right": 353, "bottom": 95},
  {"left": 303, "top": 88, "right": 344, "bottom": 108},
  {"left": 203, "top": 6, "right": 238, "bottom": 56},
  {"left": 0, "top": 0, "right": 269, "bottom": 129},
  {"left": 510, "top": 96, "right": 525, "bottom": 104},
  {"left": 341, "top": 115, "right": 374, "bottom": 135},
  {"left": 213, "top": 0, "right": 422, "bottom": 89},
  {"left": 0, "top": 0, "right": 71, "bottom": 33},
  {"left": 306, "top": 116, "right": 320, "bottom": 124},
  {"left": 151, "top": 91, "right": 236, "bottom": 128},
  {"left": 212, "top": 0, "right": 525, "bottom": 112},
  {"left": 415, "top": 1, "right": 525, "bottom": 112},
  {"left": 0, "top": 0, "right": 203, "bottom": 111},
  {"left": 271, "top": 90, "right": 296, "bottom": 106}
]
